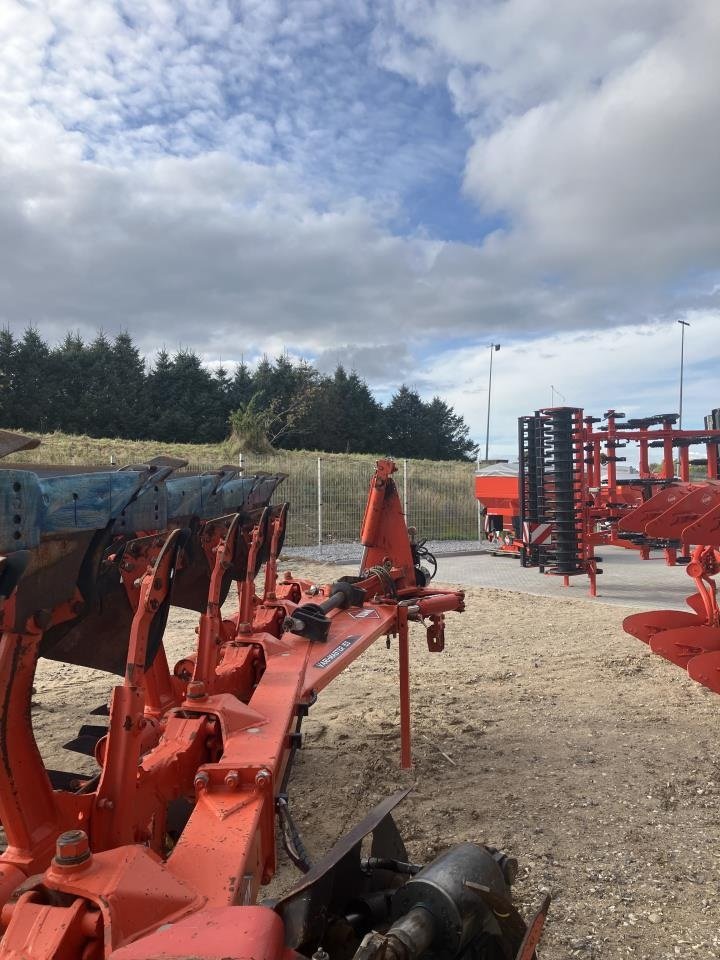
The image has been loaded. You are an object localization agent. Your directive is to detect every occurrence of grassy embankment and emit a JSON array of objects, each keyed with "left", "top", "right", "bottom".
[{"left": 6, "top": 432, "right": 480, "bottom": 546}]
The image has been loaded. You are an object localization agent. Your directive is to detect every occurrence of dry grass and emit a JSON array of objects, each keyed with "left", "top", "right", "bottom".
[{"left": 4, "top": 431, "right": 480, "bottom": 544}]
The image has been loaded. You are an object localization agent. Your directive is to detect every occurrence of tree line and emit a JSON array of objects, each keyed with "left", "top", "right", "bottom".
[{"left": 0, "top": 328, "right": 478, "bottom": 461}]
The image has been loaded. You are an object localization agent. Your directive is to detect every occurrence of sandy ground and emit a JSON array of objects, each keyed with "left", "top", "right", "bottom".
[{"left": 30, "top": 561, "right": 720, "bottom": 960}]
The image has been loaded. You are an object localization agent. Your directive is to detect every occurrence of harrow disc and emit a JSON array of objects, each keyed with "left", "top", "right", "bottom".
[
  {"left": 649, "top": 625, "right": 720, "bottom": 668},
  {"left": 622, "top": 609, "right": 704, "bottom": 644}
]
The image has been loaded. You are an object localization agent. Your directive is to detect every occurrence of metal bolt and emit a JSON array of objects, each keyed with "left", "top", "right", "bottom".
[
  {"left": 312, "top": 949, "right": 329, "bottom": 960},
  {"left": 224, "top": 770, "right": 240, "bottom": 789},
  {"left": 194, "top": 771, "right": 209, "bottom": 791},
  {"left": 255, "top": 768, "right": 271, "bottom": 788},
  {"left": 186, "top": 680, "right": 206, "bottom": 700},
  {"left": 97, "top": 798, "right": 114, "bottom": 810},
  {"left": 55, "top": 829, "right": 91, "bottom": 866}
]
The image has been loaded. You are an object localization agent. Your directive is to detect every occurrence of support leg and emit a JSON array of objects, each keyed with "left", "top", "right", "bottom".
[{"left": 398, "top": 607, "right": 412, "bottom": 770}]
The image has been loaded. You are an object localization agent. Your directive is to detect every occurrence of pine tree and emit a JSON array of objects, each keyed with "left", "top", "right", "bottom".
[
  {"left": 83, "top": 332, "right": 115, "bottom": 436},
  {"left": 0, "top": 329, "right": 17, "bottom": 428},
  {"left": 423, "top": 396, "right": 478, "bottom": 461},
  {"left": 15, "top": 329, "right": 54, "bottom": 432},
  {"left": 229, "top": 361, "right": 254, "bottom": 412},
  {"left": 50, "top": 333, "right": 91, "bottom": 434},
  {"left": 384, "top": 386, "right": 430, "bottom": 458},
  {"left": 110, "top": 332, "right": 147, "bottom": 438}
]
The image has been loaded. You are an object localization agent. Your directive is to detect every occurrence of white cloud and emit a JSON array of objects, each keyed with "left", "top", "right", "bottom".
[
  {"left": 420, "top": 313, "right": 718, "bottom": 458},
  {"left": 377, "top": 1, "right": 720, "bottom": 291},
  {"left": 1, "top": 0, "right": 719, "bottom": 407}
]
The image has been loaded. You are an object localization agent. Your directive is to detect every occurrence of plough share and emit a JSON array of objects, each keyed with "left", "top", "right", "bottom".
[
  {"left": 0, "top": 446, "right": 546, "bottom": 960},
  {"left": 621, "top": 479, "right": 720, "bottom": 693}
]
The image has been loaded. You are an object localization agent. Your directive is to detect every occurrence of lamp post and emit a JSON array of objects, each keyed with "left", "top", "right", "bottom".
[
  {"left": 484, "top": 343, "right": 501, "bottom": 462},
  {"left": 678, "top": 320, "right": 690, "bottom": 429}
]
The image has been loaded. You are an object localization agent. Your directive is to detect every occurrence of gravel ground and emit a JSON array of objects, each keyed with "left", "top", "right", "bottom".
[
  {"left": 281, "top": 538, "right": 491, "bottom": 564},
  {"left": 26, "top": 559, "right": 720, "bottom": 959}
]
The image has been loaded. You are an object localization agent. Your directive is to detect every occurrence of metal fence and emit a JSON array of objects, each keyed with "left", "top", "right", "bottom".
[
  {"left": 189, "top": 454, "right": 481, "bottom": 548},
  {"left": 6, "top": 443, "right": 481, "bottom": 548}
]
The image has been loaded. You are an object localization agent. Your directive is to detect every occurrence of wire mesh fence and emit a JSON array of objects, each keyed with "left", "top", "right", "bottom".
[
  {"left": 186, "top": 454, "right": 481, "bottom": 548},
  {"left": 5, "top": 438, "right": 481, "bottom": 548}
]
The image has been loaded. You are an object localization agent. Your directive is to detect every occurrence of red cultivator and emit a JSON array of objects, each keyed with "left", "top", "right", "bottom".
[
  {"left": 622, "top": 480, "right": 720, "bottom": 692},
  {"left": 0, "top": 447, "right": 546, "bottom": 960},
  {"left": 517, "top": 406, "right": 720, "bottom": 596}
]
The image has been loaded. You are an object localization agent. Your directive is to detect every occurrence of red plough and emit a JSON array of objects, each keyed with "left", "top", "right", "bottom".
[
  {"left": 621, "top": 481, "right": 720, "bottom": 692},
  {"left": 0, "top": 448, "right": 546, "bottom": 960}
]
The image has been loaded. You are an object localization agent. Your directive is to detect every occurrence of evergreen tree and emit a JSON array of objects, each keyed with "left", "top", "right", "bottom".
[
  {"left": 423, "top": 396, "right": 478, "bottom": 461},
  {"left": 384, "top": 386, "right": 430, "bottom": 458},
  {"left": 0, "top": 327, "right": 478, "bottom": 461},
  {"left": 0, "top": 329, "right": 17, "bottom": 428},
  {"left": 15, "top": 328, "right": 54, "bottom": 432},
  {"left": 228, "top": 361, "right": 254, "bottom": 411},
  {"left": 249, "top": 355, "right": 318, "bottom": 448},
  {"left": 148, "top": 349, "right": 226, "bottom": 443},
  {"left": 50, "top": 333, "right": 91, "bottom": 434},
  {"left": 83, "top": 332, "right": 116, "bottom": 436},
  {"left": 146, "top": 349, "right": 175, "bottom": 441},
  {"left": 109, "top": 332, "right": 147, "bottom": 438},
  {"left": 304, "top": 366, "right": 386, "bottom": 453}
]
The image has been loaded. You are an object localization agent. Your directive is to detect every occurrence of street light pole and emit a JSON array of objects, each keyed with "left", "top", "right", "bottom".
[
  {"left": 484, "top": 343, "right": 501, "bottom": 462},
  {"left": 678, "top": 320, "right": 690, "bottom": 429}
]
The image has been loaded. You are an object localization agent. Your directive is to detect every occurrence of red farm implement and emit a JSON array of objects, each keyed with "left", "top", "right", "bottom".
[
  {"left": 622, "top": 480, "right": 720, "bottom": 693},
  {"left": 0, "top": 441, "right": 547, "bottom": 960},
  {"left": 474, "top": 465, "right": 522, "bottom": 555},
  {"left": 517, "top": 406, "right": 720, "bottom": 595}
]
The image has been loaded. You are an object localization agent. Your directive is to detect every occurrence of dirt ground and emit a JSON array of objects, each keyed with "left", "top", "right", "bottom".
[{"left": 31, "top": 561, "right": 720, "bottom": 960}]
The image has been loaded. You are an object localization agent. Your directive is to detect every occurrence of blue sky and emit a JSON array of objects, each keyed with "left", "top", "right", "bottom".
[{"left": 2, "top": 0, "right": 719, "bottom": 455}]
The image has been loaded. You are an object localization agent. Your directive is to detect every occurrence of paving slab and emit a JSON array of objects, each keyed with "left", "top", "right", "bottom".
[{"left": 436, "top": 545, "right": 696, "bottom": 611}]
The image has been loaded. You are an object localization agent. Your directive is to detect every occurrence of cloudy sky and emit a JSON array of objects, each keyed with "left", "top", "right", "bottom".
[{"left": 3, "top": 0, "right": 719, "bottom": 456}]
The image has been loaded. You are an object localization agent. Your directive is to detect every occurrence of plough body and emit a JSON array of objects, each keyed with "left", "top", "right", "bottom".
[{"left": 0, "top": 447, "right": 543, "bottom": 960}]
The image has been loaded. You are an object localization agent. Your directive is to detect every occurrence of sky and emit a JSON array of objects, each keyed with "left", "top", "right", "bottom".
[{"left": 2, "top": 0, "right": 720, "bottom": 457}]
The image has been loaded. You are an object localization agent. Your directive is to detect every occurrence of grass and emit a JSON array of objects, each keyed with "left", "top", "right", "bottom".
[{"left": 5, "top": 431, "right": 481, "bottom": 545}]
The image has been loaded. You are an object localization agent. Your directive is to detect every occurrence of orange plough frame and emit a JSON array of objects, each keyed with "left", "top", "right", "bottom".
[{"left": 0, "top": 459, "right": 467, "bottom": 960}]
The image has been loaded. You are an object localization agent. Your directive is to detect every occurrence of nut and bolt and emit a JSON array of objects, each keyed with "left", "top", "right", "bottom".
[
  {"left": 255, "top": 768, "right": 272, "bottom": 788},
  {"left": 194, "top": 771, "right": 210, "bottom": 791},
  {"left": 224, "top": 770, "right": 240, "bottom": 789},
  {"left": 54, "top": 829, "right": 91, "bottom": 867},
  {"left": 186, "top": 680, "right": 206, "bottom": 700}
]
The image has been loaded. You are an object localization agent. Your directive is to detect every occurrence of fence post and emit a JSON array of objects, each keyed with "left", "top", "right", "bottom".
[
  {"left": 238, "top": 451, "right": 244, "bottom": 475},
  {"left": 403, "top": 459, "right": 408, "bottom": 519},
  {"left": 476, "top": 457, "right": 483, "bottom": 541},
  {"left": 317, "top": 457, "right": 323, "bottom": 547}
]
